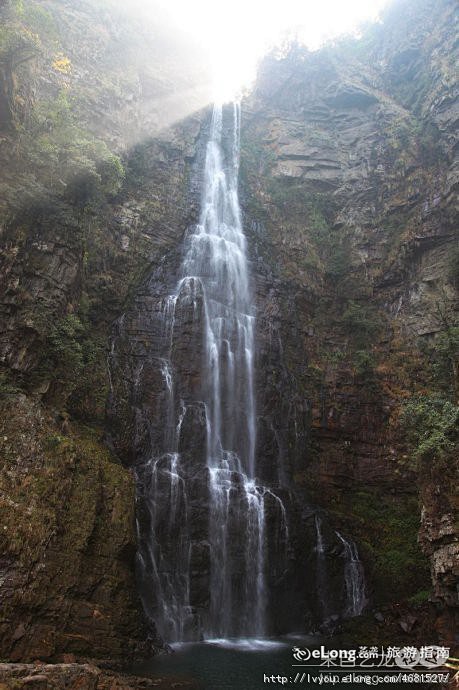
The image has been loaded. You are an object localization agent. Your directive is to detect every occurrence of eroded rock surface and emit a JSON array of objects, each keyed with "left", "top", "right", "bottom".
[
  {"left": 0, "top": 0, "right": 457, "bottom": 660},
  {"left": 0, "top": 663, "right": 199, "bottom": 690},
  {"left": 239, "top": 0, "right": 458, "bottom": 640}
]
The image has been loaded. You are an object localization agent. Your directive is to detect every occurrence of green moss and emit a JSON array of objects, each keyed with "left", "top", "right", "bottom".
[
  {"left": 0, "top": 405, "right": 127, "bottom": 569},
  {"left": 353, "top": 349, "right": 376, "bottom": 376},
  {"left": 22, "top": 90, "right": 125, "bottom": 203},
  {"left": 428, "top": 326, "right": 458, "bottom": 396},
  {"left": 0, "top": 369, "right": 21, "bottom": 397},
  {"left": 449, "top": 246, "right": 459, "bottom": 288},
  {"left": 266, "top": 181, "right": 329, "bottom": 221},
  {"left": 341, "top": 300, "right": 381, "bottom": 346},
  {"left": 407, "top": 589, "right": 431, "bottom": 606},
  {"left": 22, "top": 4, "right": 57, "bottom": 39},
  {"left": 33, "top": 314, "right": 83, "bottom": 403},
  {"left": 332, "top": 490, "right": 430, "bottom": 603},
  {"left": 0, "top": 394, "right": 140, "bottom": 658},
  {"left": 265, "top": 180, "right": 359, "bottom": 289},
  {"left": 44, "top": 433, "right": 67, "bottom": 449},
  {"left": 240, "top": 131, "right": 276, "bottom": 175},
  {"left": 30, "top": 305, "right": 109, "bottom": 418},
  {"left": 0, "top": 1, "right": 58, "bottom": 88},
  {"left": 0, "top": 17, "right": 39, "bottom": 61},
  {"left": 401, "top": 394, "right": 459, "bottom": 462}
]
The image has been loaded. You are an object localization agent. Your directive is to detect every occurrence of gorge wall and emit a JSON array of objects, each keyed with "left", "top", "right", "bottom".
[
  {"left": 0, "top": 0, "right": 457, "bottom": 663},
  {"left": 239, "top": 0, "right": 458, "bottom": 641},
  {"left": 106, "top": 103, "right": 367, "bottom": 641},
  {"left": 0, "top": 0, "right": 207, "bottom": 661}
]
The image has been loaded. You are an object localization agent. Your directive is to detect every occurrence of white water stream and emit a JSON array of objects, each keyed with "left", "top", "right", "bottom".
[{"left": 132, "top": 103, "right": 365, "bottom": 643}]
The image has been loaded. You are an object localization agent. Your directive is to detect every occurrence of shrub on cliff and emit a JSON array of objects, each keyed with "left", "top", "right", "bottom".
[
  {"left": 401, "top": 394, "right": 459, "bottom": 461},
  {"left": 22, "top": 90, "right": 125, "bottom": 205}
]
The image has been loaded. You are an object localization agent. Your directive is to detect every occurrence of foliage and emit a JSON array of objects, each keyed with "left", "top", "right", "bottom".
[
  {"left": 401, "top": 395, "right": 459, "bottom": 461},
  {"left": 324, "top": 349, "right": 346, "bottom": 365},
  {"left": 429, "top": 327, "right": 459, "bottom": 396},
  {"left": 0, "top": 2, "right": 57, "bottom": 64},
  {"left": 342, "top": 490, "right": 430, "bottom": 602},
  {"left": 407, "top": 589, "right": 431, "bottom": 606},
  {"left": 0, "top": 23, "right": 39, "bottom": 63},
  {"left": 96, "top": 149, "right": 126, "bottom": 197},
  {"left": 385, "top": 115, "right": 419, "bottom": 152},
  {"left": 11, "top": 0, "right": 25, "bottom": 12},
  {"left": 2, "top": 0, "right": 124, "bottom": 201},
  {"left": 417, "top": 122, "right": 442, "bottom": 166},
  {"left": 353, "top": 349, "right": 376, "bottom": 377},
  {"left": 0, "top": 399, "right": 129, "bottom": 579},
  {"left": 67, "top": 330, "right": 108, "bottom": 423},
  {"left": 0, "top": 370, "right": 21, "bottom": 397},
  {"left": 22, "top": 90, "right": 125, "bottom": 203},
  {"left": 414, "top": 282, "right": 458, "bottom": 398},
  {"left": 22, "top": 3, "right": 57, "bottom": 41},
  {"left": 266, "top": 181, "right": 353, "bottom": 282},
  {"left": 342, "top": 300, "right": 381, "bottom": 346},
  {"left": 449, "top": 246, "right": 459, "bottom": 288},
  {"left": 267, "top": 182, "right": 330, "bottom": 222},
  {"left": 240, "top": 132, "right": 276, "bottom": 176},
  {"left": 35, "top": 311, "right": 109, "bottom": 418},
  {"left": 47, "top": 314, "right": 85, "bottom": 388},
  {"left": 44, "top": 433, "right": 66, "bottom": 449},
  {"left": 29, "top": 313, "right": 82, "bottom": 405},
  {"left": 52, "top": 53, "right": 71, "bottom": 74}
]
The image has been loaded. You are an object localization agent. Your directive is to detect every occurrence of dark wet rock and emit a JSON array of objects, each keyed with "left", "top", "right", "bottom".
[
  {"left": 0, "top": 396, "right": 150, "bottom": 662},
  {"left": 399, "top": 614, "right": 417, "bottom": 633},
  {"left": 240, "top": 0, "right": 457, "bottom": 642},
  {"left": 0, "top": 0, "right": 457, "bottom": 660},
  {"left": 0, "top": 663, "right": 200, "bottom": 690}
]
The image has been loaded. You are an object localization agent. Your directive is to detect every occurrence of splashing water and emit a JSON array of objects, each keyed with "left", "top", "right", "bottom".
[
  {"left": 134, "top": 104, "right": 287, "bottom": 641},
  {"left": 184, "top": 103, "right": 265, "bottom": 637},
  {"left": 111, "top": 102, "right": 366, "bottom": 643},
  {"left": 335, "top": 531, "right": 367, "bottom": 617},
  {"left": 183, "top": 104, "right": 257, "bottom": 477}
]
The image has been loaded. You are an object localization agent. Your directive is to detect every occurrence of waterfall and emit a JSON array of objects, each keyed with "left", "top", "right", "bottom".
[
  {"left": 314, "top": 515, "right": 331, "bottom": 620},
  {"left": 109, "top": 102, "right": 367, "bottom": 643},
  {"left": 314, "top": 518, "right": 367, "bottom": 623},
  {"left": 132, "top": 103, "right": 283, "bottom": 641},
  {"left": 183, "top": 103, "right": 256, "bottom": 477},
  {"left": 135, "top": 452, "right": 192, "bottom": 642},
  {"left": 186, "top": 102, "right": 265, "bottom": 638},
  {"left": 336, "top": 531, "right": 367, "bottom": 617}
]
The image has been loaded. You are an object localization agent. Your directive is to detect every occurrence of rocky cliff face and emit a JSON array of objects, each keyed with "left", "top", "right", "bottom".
[
  {"left": 106, "top": 107, "right": 367, "bottom": 639},
  {"left": 0, "top": 0, "right": 457, "bottom": 663},
  {"left": 0, "top": 0, "right": 207, "bottom": 662},
  {"left": 0, "top": 395, "right": 144, "bottom": 662},
  {"left": 239, "top": 0, "right": 458, "bottom": 641}
]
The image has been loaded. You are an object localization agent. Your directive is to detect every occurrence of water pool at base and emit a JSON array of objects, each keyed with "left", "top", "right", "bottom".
[
  {"left": 133, "top": 637, "right": 295, "bottom": 690},
  {"left": 132, "top": 637, "right": 434, "bottom": 690}
]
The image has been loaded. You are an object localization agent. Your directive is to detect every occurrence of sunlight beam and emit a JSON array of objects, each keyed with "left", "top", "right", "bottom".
[{"left": 153, "top": 0, "right": 390, "bottom": 101}]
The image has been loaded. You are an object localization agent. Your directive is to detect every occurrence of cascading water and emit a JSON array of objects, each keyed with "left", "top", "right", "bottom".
[
  {"left": 314, "top": 515, "right": 331, "bottom": 621},
  {"left": 313, "top": 515, "right": 367, "bottom": 626},
  {"left": 109, "top": 102, "right": 367, "bottom": 645},
  {"left": 132, "top": 103, "right": 281, "bottom": 641},
  {"left": 182, "top": 102, "right": 265, "bottom": 638},
  {"left": 336, "top": 531, "right": 367, "bottom": 617},
  {"left": 191, "top": 104, "right": 257, "bottom": 477}
]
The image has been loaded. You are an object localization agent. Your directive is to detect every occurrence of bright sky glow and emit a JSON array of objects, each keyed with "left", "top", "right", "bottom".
[{"left": 156, "top": 0, "right": 390, "bottom": 101}]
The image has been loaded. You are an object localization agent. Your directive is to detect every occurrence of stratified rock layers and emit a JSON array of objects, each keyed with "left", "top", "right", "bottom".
[
  {"left": 0, "top": 0, "right": 457, "bottom": 660},
  {"left": 239, "top": 0, "right": 457, "bottom": 642}
]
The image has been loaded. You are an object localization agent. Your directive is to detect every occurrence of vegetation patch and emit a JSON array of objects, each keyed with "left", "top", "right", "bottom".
[
  {"left": 401, "top": 395, "right": 458, "bottom": 463},
  {"left": 333, "top": 490, "right": 431, "bottom": 603}
]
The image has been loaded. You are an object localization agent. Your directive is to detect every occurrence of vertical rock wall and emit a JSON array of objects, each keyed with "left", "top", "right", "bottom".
[
  {"left": 239, "top": 0, "right": 458, "bottom": 641},
  {"left": 0, "top": 0, "right": 456, "bottom": 659}
]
